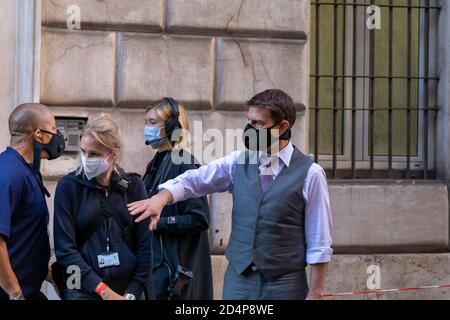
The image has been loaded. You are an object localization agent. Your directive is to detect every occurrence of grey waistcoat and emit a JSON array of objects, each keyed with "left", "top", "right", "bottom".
[{"left": 225, "top": 146, "right": 313, "bottom": 279}]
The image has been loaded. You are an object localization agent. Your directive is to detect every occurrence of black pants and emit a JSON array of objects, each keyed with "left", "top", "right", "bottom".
[
  {"left": 64, "top": 289, "right": 147, "bottom": 300},
  {"left": 26, "top": 292, "right": 48, "bottom": 300},
  {"left": 64, "top": 289, "right": 102, "bottom": 301}
]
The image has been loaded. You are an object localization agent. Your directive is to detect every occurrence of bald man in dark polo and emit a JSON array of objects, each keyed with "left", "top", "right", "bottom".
[{"left": 0, "top": 103, "right": 65, "bottom": 300}]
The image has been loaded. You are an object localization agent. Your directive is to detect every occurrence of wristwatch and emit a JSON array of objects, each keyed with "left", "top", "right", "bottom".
[
  {"left": 9, "top": 292, "right": 25, "bottom": 300},
  {"left": 124, "top": 293, "right": 136, "bottom": 300}
]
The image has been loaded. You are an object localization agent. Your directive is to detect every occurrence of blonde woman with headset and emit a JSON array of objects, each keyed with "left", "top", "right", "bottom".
[{"left": 142, "top": 98, "right": 213, "bottom": 300}]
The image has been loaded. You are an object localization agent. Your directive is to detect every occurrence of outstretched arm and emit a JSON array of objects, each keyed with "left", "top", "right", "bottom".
[{"left": 128, "top": 151, "right": 240, "bottom": 230}]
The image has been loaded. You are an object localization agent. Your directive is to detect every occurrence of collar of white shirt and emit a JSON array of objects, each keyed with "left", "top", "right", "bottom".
[{"left": 258, "top": 141, "right": 294, "bottom": 174}]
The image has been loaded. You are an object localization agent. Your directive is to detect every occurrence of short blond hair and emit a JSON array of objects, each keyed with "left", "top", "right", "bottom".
[
  {"left": 145, "top": 98, "right": 189, "bottom": 148},
  {"left": 76, "top": 113, "right": 122, "bottom": 175}
]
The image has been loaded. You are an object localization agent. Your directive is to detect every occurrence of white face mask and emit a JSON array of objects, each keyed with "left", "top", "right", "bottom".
[{"left": 81, "top": 155, "right": 111, "bottom": 180}]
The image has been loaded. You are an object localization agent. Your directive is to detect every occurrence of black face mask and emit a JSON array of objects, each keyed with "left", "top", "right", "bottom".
[
  {"left": 242, "top": 123, "right": 291, "bottom": 151},
  {"left": 31, "top": 129, "right": 65, "bottom": 175},
  {"left": 39, "top": 129, "right": 66, "bottom": 160}
]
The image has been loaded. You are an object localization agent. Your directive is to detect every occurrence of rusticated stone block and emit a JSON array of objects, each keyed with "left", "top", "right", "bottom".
[
  {"left": 167, "top": 0, "right": 308, "bottom": 39},
  {"left": 117, "top": 34, "right": 214, "bottom": 109},
  {"left": 42, "top": 0, "right": 163, "bottom": 32},
  {"left": 40, "top": 30, "right": 115, "bottom": 106},
  {"left": 215, "top": 38, "right": 308, "bottom": 111}
]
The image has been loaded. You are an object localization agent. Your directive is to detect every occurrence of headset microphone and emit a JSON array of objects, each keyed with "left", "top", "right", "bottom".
[{"left": 145, "top": 134, "right": 169, "bottom": 146}]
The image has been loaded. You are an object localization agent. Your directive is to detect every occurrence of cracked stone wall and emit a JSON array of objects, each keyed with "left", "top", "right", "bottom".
[
  {"left": 0, "top": 0, "right": 17, "bottom": 149},
  {"left": 40, "top": 0, "right": 310, "bottom": 298}
]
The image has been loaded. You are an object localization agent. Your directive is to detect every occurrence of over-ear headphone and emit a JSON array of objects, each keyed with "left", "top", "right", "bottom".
[{"left": 163, "top": 97, "right": 182, "bottom": 143}]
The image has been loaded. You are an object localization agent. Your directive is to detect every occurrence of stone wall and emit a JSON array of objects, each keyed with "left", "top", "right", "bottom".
[
  {"left": 212, "top": 254, "right": 450, "bottom": 300},
  {"left": 0, "top": 0, "right": 17, "bottom": 149},
  {"left": 41, "top": 0, "right": 309, "bottom": 149},
  {"left": 39, "top": 0, "right": 311, "bottom": 204},
  {"left": 210, "top": 182, "right": 450, "bottom": 255},
  {"left": 40, "top": 0, "right": 310, "bottom": 241}
]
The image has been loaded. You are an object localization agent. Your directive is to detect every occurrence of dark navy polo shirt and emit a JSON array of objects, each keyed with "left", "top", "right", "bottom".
[{"left": 0, "top": 147, "right": 50, "bottom": 299}]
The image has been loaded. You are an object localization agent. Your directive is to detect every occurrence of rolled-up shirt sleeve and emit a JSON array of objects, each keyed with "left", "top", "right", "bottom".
[
  {"left": 303, "top": 164, "right": 333, "bottom": 265},
  {"left": 158, "top": 151, "right": 240, "bottom": 203}
]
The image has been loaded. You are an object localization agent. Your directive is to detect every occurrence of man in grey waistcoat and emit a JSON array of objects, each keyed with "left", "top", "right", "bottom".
[{"left": 129, "top": 89, "right": 333, "bottom": 300}]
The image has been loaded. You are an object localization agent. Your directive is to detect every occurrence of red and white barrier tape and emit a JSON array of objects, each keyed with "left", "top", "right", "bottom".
[{"left": 320, "top": 284, "right": 450, "bottom": 297}]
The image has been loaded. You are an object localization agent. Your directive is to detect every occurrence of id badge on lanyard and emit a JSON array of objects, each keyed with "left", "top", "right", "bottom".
[{"left": 97, "top": 219, "right": 121, "bottom": 269}]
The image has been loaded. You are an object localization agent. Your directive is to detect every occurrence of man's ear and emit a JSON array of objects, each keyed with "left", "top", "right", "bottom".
[
  {"left": 33, "top": 129, "right": 43, "bottom": 143},
  {"left": 278, "top": 120, "right": 290, "bottom": 136}
]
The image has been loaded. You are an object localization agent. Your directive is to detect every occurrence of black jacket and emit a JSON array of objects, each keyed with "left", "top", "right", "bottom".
[
  {"left": 53, "top": 169, "right": 153, "bottom": 298},
  {"left": 144, "top": 149, "right": 213, "bottom": 300}
]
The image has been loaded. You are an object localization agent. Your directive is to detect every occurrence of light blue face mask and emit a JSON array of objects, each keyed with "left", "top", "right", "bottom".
[{"left": 144, "top": 125, "right": 165, "bottom": 148}]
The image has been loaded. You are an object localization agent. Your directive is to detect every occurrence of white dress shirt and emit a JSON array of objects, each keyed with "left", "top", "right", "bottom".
[{"left": 159, "top": 142, "right": 333, "bottom": 265}]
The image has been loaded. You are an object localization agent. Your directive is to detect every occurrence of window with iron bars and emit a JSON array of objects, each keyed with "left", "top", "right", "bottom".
[{"left": 309, "top": 0, "right": 440, "bottom": 179}]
